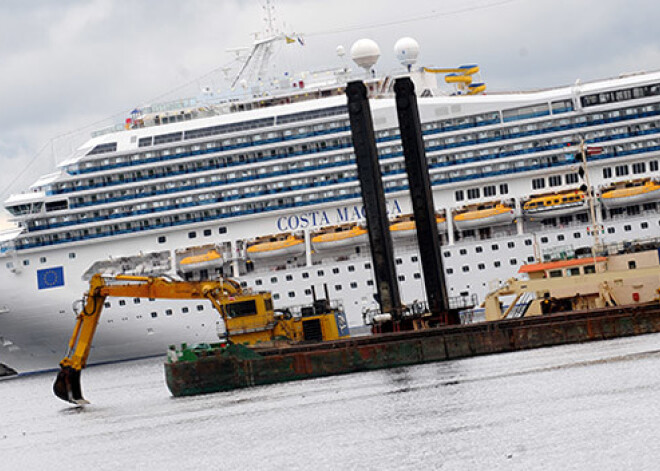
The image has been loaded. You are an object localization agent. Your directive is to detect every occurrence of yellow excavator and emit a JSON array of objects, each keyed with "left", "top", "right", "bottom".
[{"left": 54, "top": 274, "right": 349, "bottom": 404}]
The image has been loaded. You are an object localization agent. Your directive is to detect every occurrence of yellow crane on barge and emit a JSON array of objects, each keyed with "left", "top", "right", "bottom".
[{"left": 54, "top": 274, "right": 348, "bottom": 404}]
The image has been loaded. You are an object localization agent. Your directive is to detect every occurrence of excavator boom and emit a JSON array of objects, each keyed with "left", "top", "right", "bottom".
[{"left": 53, "top": 274, "right": 245, "bottom": 405}]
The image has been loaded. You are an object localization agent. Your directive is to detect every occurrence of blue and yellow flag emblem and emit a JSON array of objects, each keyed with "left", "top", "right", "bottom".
[{"left": 37, "top": 266, "right": 65, "bottom": 290}]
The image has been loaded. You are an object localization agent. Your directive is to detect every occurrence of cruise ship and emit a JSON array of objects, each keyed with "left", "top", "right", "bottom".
[{"left": 2, "top": 29, "right": 660, "bottom": 374}]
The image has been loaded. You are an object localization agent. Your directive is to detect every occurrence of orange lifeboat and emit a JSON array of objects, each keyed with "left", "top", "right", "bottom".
[
  {"left": 246, "top": 234, "right": 305, "bottom": 260},
  {"left": 311, "top": 225, "right": 368, "bottom": 252}
]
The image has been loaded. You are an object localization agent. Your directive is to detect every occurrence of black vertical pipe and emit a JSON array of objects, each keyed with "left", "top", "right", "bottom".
[
  {"left": 394, "top": 77, "right": 449, "bottom": 322},
  {"left": 346, "top": 81, "right": 403, "bottom": 319}
]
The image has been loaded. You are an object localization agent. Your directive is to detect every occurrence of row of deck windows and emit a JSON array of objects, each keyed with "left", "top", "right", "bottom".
[
  {"left": 14, "top": 97, "right": 660, "bottom": 249},
  {"left": 46, "top": 100, "right": 660, "bottom": 221}
]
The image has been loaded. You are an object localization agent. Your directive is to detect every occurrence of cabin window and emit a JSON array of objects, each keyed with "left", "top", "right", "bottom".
[
  {"left": 491, "top": 244, "right": 499, "bottom": 251},
  {"left": 478, "top": 263, "right": 485, "bottom": 270},
  {"left": 165, "top": 309, "right": 172, "bottom": 316},
  {"left": 302, "top": 272, "right": 310, "bottom": 279},
  {"left": 524, "top": 239, "right": 532, "bottom": 246},
  {"left": 119, "top": 300, "right": 126, "bottom": 306},
  {"left": 567, "top": 268, "right": 580, "bottom": 276},
  {"left": 396, "top": 258, "right": 403, "bottom": 265},
  {"left": 507, "top": 242, "right": 515, "bottom": 249},
  {"left": 151, "top": 312, "right": 158, "bottom": 318},
  {"left": 584, "top": 265, "right": 596, "bottom": 274},
  {"left": 566, "top": 173, "right": 579, "bottom": 184},
  {"left": 650, "top": 160, "right": 659, "bottom": 171},
  {"left": 494, "top": 261, "right": 501, "bottom": 268},
  {"left": 607, "top": 227, "right": 615, "bottom": 234},
  {"left": 218, "top": 227, "right": 227, "bottom": 234},
  {"left": 484, "top": 185, "right": 496, "bottom": 197},
  {"left": 549, "top": 270, "right": 563, "bottom": 278},
  {"left": 557, "top": 235, "right": 565, "bottom": 241},
  {"left": 364, "top": 263, "right": 371, "bottom": 269},
  {"left": 459, "top": 249, "right": 467, "bottom": 255},
  {"left": 104, "top": 302, "right": 111, "bottom": 308},
  {"left": 285, "top": 275, "right": 293, "bottom": 281},
  {"left": 549, "top": 175, "right": 562, "bottom": 187},
  {"left": 541, "top": 237, "right": 549, "bottom": 243},
  {"left": 68, "top": 253, "right": 76, "bottom": 259},
  {"left": 532, "top": 178, "right": 545, "bottom": 190},
  {"left": 624, "top": 225, "right": 632, "bottom": 232},
  {"left": 334, "top": 284, "right": 342, "bottom": 291},
  {"left": 446, "top": 268, "right": 454, "bottom": 274},
  {"left": 509, "top": 258, "right": 517, "bottom": 265},
  {"left": 398, "top": 275, "right": 406, "bottom": 281},
  {"left": 573, "top": 232, "right": 581, "bottom": 239},
  {"left": 632, "top": 162, "right": 646, "bottom": 174},
  {"left": 475, "top": 246, "right": 483, "bottom": 253},
  {"left": 203, "top": 229, "right": 212, "bottom": 237},
  {"left": 467, "top": 188, "right": 480, "bottom": 199},
  {"left": 527, "top": 256, "right": 535, "bottom": 263},
  {"left": 317, "top": 270, "right": 325, "bottom": 276},
  {"left": 158, "top": 236, "right": 166, "bottom": 243},
  {"left": 332, "top": 268, "right": 340, "bottom": 274},
  {"left": 641, "top": 222, "right": 648, "bottom": 229},
  {"left": 411, "top": 256, "right": 418, "bottom": 263},
  {"left": 602, "top": 167, "right": 612, "bottom": 179},
  {"left": 225, "top": 300, "right": 257, "bottom": 318},
  {"left": 182, "top": 307, "right": 189, "bottom": 313},
  {"left": 628, "top": 261, "right": 637, "bottom": 270},
  {"left": 270, "top": 276, "right": 278, "bottom": 283},
  {"left": 461, "top": 266, "right": 469, "bottom": 273},
  {"left": 22, "top": 260, "right": 29, "bottom": 266},
  {"left": 367, "top": 280, "right": 374, "bottom": 286},
  {"left": 40, "top": 257, "right": 47, "bottom": 263},
  {"left": 443, "top": 251, "right": 451, "bottom": 257},
  {"left": 499, "top": 183, "right": 509, "bottom": 194},
  {"left": 615, "top": 165, "right": 629, "bottom": 177},
  {"left": 255, "top": 279, "right": 262, "bottom": 285},
  {"left": 288, "top": 292, "right": 295, "bottom": 298}
]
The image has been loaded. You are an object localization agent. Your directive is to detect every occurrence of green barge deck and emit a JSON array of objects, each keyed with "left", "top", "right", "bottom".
[{"left": 165, "top": 303, "right": 660, "bottom": 397}]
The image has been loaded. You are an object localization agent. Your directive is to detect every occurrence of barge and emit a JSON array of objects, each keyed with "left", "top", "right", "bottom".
[{"left": 165, "top": 303, "right": 660, "bottom": 397}]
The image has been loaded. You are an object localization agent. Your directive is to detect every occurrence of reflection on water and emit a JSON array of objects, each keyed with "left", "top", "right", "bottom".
[{"left": 2, "top": 334, "right": 660, "bottom": 470}]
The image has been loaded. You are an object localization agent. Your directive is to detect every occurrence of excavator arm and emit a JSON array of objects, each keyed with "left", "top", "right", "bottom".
[{"left": 53, "top": 274, "right": 244, "bottom": 404}]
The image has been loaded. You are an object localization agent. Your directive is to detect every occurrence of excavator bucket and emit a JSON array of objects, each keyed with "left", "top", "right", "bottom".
[{"left": 53, "top": 366, "right": 89, "bottom": 405}]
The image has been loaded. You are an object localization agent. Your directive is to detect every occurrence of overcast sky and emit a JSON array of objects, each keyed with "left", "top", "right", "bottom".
[{"left": 1, "top": 0, "right": 659, "bottom": 229}]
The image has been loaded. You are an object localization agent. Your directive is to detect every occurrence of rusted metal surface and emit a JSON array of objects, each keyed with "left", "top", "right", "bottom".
[{"left": 165, "top": 303, "right": 660, "bottom": 397}]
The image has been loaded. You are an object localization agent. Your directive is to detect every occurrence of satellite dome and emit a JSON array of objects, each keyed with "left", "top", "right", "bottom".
[
  {"left": 350, "top": 39, "right": 381, "bottom": 71},
  {"left": 394, "top": 37, "right": 420, "bottom": 68},
  {"left": 336, "top": 45, "right": 346, "bottom": 57}
]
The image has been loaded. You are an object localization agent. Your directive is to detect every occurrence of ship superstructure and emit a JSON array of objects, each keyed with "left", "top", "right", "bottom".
[{"left": 2, "top": 31, "right": 660, "bottom": 373}]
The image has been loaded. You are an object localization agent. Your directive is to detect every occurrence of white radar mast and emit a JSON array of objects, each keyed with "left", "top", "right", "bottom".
[
  {"left": 350, "top": 39, "right": 380, "bottom": 76},
  {"left": 394, "top": 37, "right": 420, "bottom": 72}
]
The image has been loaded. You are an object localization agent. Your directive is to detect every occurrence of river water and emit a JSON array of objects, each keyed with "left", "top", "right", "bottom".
[{"left": 2, "top": 334, "right": 660, "bottom": 470}]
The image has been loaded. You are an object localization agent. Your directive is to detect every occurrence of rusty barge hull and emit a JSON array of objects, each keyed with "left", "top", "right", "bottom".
[{"left": 165, "top": 304, "right": 660, "bottom": 397}]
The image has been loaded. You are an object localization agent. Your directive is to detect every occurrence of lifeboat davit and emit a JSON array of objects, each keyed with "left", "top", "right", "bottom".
[
  {"left": 453, "top": 203, "right": 515, "bottom": 230},
  {"left": 523, "top": 191, "right": 587, "bottom": 219},
  {"left": 311, "top": 225, "right": 368, "bottom": 252},
  {"left": 246, "top": 234, "right": 305, "bottom": 260},
  {"left": 179, "top": 249, "right": 223, "bottom": 273},
  {"left": 600, "top": 180, "right": 660, "bottom": 208},
  {"left": 389, "top": 214, "right": 447, "bottom": 239}
]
